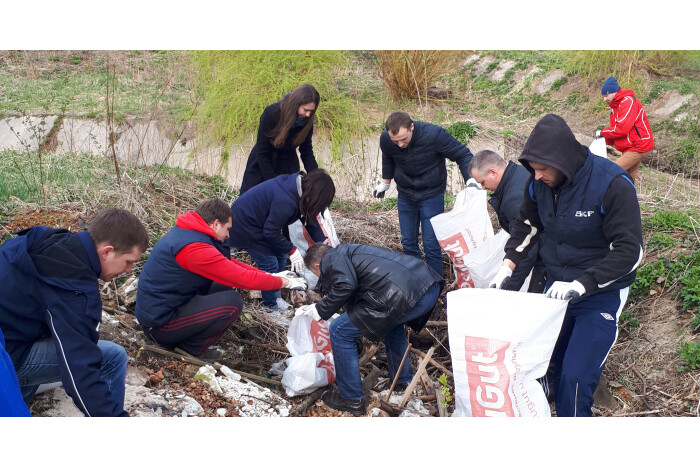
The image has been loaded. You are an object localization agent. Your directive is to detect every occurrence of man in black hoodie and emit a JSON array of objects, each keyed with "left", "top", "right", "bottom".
[{"left": 490, "top": 114, "right": 643, "bottom": 417}]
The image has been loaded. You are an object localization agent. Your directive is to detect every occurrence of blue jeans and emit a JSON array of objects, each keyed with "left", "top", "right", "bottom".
[
  {"left": 329, "top": 282, "right": 440, "bottom": 400},
  {"left": 15, "top": 338, "right": 127, "bottom": 408},
  {"left": 247, "top": 248, "right": 288, "bottom": 310},
  {"left": 397, "top": 193, "right": 445, "bottom": 278}
]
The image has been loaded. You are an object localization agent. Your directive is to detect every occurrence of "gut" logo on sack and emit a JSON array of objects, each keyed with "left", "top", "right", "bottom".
[
  {"left": 438, "top": 232, "right": 476, "bottom": 288},
  {"left": 464, "top": 336, "right": 514, "bottom": 416}
]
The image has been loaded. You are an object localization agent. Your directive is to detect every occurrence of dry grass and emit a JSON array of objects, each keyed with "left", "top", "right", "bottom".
[{"left": 376, "top": 51, "right": 462, "bottom": 104}]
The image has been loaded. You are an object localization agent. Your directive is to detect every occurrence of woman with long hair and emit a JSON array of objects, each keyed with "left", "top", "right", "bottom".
[
  {"left": 228, "top": 169, "right": 336, "bottom": 312},
  {"left": 239, "top": 84, "right": 321, "bottom": 195}
]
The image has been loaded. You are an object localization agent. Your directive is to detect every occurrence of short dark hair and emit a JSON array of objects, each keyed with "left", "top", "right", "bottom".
[
  {"left": 385, "top": 111, "right": 413, "bottom": 135},
  {"left": 88, "top": 208, "right": 149, "bottom": 253},
  {"left": 300, "top": 169, "right": 336, "bottom": 225},
  {"left": 304, "top": 242, "right": 332, "bottom": 269},
  {"left": 470, "top": 150, "right": 506, "bottom": 175},
  {"left": 195, "top": 198, "right": 232, "bottom": 225}
]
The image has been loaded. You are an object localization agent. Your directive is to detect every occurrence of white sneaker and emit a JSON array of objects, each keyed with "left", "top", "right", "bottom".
[{"left": 276, "top": 297, "right": 292, "bottom": 311}]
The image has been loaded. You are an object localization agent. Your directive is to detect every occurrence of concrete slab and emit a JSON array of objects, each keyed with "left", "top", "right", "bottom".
[{"left": 0, "top": 116, "right": 58, "bottom": 152}]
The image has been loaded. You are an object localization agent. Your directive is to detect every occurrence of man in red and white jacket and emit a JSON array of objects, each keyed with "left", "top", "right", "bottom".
[
  {"left": 135, "top": 198, "right": 306, "bottom": 360},
  {"left": 599, "top": 76, "right": 655, "bottom": 182}
]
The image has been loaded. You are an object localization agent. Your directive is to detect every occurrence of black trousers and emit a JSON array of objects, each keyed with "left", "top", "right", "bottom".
[{"left": 144, "top": 283, "right": 242, "bottom": 357}]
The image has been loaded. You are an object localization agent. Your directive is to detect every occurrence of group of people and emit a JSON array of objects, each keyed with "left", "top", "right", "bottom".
[{"left": 0, "top": 76, "right": 653, "bottom": 418}]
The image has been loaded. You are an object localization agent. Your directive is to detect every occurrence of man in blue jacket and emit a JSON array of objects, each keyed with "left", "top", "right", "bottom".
[
  {"left": 373, "top": 111, "right": 474, "bottom": 278},
  {"left": 469, "top": 149, "right": 545, "bottom": 293},
  {"left": 490, "top": 114, "right": 643, "bottom": 417},
  {"left": 0, "top": 208, "right": 149, "bottom": 416}
]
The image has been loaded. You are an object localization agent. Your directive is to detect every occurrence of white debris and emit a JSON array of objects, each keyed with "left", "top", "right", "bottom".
[
  {"left": 219, "top": 365, "right": 242, "bottom": 382},
  {"left": 194, "top": 365, "right": 222, "bottom": 394}
]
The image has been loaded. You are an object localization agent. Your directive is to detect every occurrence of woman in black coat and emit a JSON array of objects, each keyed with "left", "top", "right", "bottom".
[{"left": 239, "top": 84, "right": 320, "bottom": 195}]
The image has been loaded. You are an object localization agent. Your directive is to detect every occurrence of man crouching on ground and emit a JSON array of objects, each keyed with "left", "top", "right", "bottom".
[{"left": 296, "top": 242, "right": 443, "bottom": 416}]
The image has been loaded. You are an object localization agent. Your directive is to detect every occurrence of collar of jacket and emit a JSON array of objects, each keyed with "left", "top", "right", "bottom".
[{"left": 77, "top": 230, "right": 101, "bottom": 277}]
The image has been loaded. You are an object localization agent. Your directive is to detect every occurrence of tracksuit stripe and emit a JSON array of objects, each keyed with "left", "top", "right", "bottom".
[{"left": 159, "top": 306, "right": 238, "bottom": 332}]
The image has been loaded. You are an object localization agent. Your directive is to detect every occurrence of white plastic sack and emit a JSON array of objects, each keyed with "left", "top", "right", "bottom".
[
  {"left": 430, "top": 185, "right": 494, "bottom": 288},
  {"left": 288, "top": 208, "right": 340, "bottom": 256},
  {"left": 447, "top": 288, "right": 567, "bottom": 417},
  {"left": 460, "top": 229, "right": 531, "bottom": 291},
  {"left": 590, "top": 137, "right": 608, "bottom": 158},
  {"left": 281, "top": 314, "right": 336, "bottom": 397}
]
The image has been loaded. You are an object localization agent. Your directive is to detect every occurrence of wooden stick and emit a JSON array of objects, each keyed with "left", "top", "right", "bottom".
[
  {"left": 425, "top": 321, "right": 447, "bottom": 327},
  {"left": 410, "top": 347, "right": 453, "bottom": 378},
  {"left": 359, "top": 343, "right": 379, "bottom": 367},
  {"left": 399, "top": 346, "right": 435, "bottom": 409},
  {"left": 611, "top": 409, "right": 664, "bottom": 417},
  {"left": 234, "top": 338, "right": 289, "bottom": 355},
  {"left": 291, "top": 387, "right": 326, "bottom": 416},
  {"left": 386, "top": 344, "right": 411, "bottom": 402},
  {"left": 139, "top": 344, "right": 282, "bottom": 386}
]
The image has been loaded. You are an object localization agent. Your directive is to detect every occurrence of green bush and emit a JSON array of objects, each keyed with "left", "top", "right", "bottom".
[
  {"left": 678, "top": 341, "right": 700, "bottom": 372},
  {"left": 189, "top": 51, "right": 367, "bottom": 159},
  {"left": 643, "top": 210, "right": 693, "bottom": 231},
  {"left": 445, "top": 121, "right": 478, "bottom": 145}
]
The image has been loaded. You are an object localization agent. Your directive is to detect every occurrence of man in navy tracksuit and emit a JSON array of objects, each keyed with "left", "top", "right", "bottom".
[
  {"left": 373, "top": 111, "right": 474, "bottom": 278},
  {"left": 490, "top": 114, "right": 643, "bottom": 416},
  {"left": 0, "top": 209, "right": 149, "bottom": 416}
]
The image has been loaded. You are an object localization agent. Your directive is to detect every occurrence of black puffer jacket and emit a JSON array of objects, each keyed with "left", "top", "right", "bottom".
[
  {"left": 314, "top": 244, "right": 443, "bottom": 341},
  {"left": 380, "top": 121, "right": 473, "bottom": 201}
]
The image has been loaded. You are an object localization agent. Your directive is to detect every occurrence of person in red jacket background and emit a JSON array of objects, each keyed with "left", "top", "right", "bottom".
[{"left": 599, "top": 76, "right": 655, "bottom": 182}]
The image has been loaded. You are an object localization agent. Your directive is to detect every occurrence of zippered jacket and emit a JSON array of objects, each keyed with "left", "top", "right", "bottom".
[
  {"left": 504, "top": 114, "right": 644, "bottom": 296},
  {"left": 380, "top": 121, "right": 473, "bottom": 201},
  {"left": 136, "top": 211, "right": 281, "bottom": 328},
  {"left": 601, "top": 89, "right": 654, "bottom": 153},
  {"left": 0, "top": 227, "right": 128, "bottom": 416},
  {"left": 314, "top": 244, "right": 443, "bottom": 341},
  {"left": 488, "top": 160, "right": 539, "bottom": 291},
  {"left": 229, "top": 172, "right": 326, "bottom": 256}
]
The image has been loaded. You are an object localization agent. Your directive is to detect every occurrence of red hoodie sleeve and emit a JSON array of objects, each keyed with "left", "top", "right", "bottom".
[{"left": 175, "top": 243, "right": 283, "bottom": 290}]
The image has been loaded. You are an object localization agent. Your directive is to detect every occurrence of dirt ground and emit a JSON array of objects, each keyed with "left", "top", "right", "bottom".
[{"left": 3, "top": 192, "right": 698, "bottom": 418}]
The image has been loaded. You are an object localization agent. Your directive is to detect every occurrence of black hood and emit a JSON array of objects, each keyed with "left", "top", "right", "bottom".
[{"left": 518, "top": 114, "right": 588, "bottom": 188}]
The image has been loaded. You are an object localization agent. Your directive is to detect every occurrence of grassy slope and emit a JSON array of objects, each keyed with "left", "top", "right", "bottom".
[{"left": 2, "top": 50, "right": 700, "bottom": 414}]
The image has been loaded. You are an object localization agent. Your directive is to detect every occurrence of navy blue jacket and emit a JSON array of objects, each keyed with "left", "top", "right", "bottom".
[
  {"left": 488, "top": 161, "right": 540, "bottom": 291},
  {"left": 135, "top": 225, "right": 231, "bottom": 328},
  {"left": 228, "top": 172, "right": 326, "bottom": 256},
  {"left": 0, "top": 328, "right": 30, "bottom": 416},
  {"left": 314, "top": 244, "right": 443, "bottom": 341},
  {"left": 240, "top": 102, "right": 318, "bottom": 194},
  {"left": 0, "top": 227, "right": 128, "bottom": 416},
  {"left": 505, "top": 114, "right": 643, "bottom": 295},
  {"left": 380, "top": 121, "right": 474, "bottom": 201}
]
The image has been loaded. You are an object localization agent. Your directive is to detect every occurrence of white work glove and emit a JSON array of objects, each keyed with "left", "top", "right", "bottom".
[
  {"left": 595, "top": 130, "right": 602, "bottom": 139},
  {"left": 284, "top": 276, "right": 308, "bottom": 291},
  {"left": 289, "top": 248, "right": 304, "bottom": 274},
  {"left": 294, "top": 304, "right": 321, "bottom": 321},
  {"left": 489, "top": 265, "right": 513, "bottom": 289},
  {"left": 545, "top": 280, "right": 586, "bottom": 300},
  {"left": 373, "top": 182, "right": 391, "bottom": 198}
]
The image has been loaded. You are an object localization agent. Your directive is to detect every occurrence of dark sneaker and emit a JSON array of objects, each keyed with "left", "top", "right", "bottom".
[
  {"left": 198, "top": 347, "right": 224, "bottom": 363},
  {"left": 393, "top": 382, "right": 409, "bottom": 393},
  {"left": 322, "top": 391, "right": 367, "bottom": 417}
]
